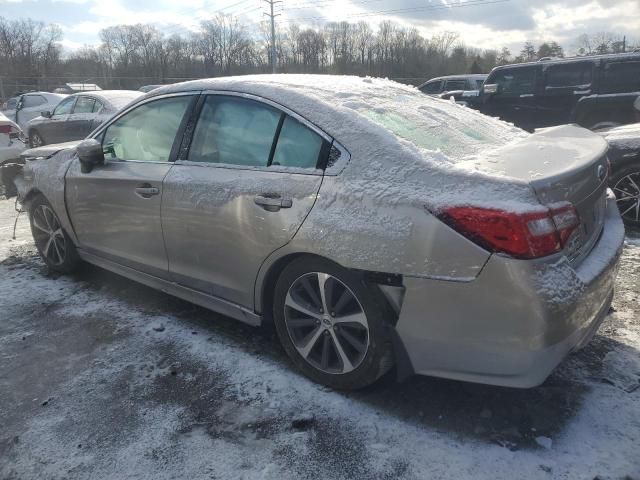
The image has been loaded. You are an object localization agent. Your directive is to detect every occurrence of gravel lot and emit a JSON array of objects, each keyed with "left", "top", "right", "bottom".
[{"left": 0, "top": 197, "right": 639, "bottom": 479}]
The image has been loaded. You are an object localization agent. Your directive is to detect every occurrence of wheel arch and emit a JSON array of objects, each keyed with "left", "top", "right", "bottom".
[{"left": 256, "top": 251, "right": 330, "bottom": 323}]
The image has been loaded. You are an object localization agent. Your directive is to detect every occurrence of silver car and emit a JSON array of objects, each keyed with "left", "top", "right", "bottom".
[
  {"left": 26, "top": 90, "right": 143, "bottom": 148},
  {"left": 14, "top": 75, "right": 625, "bottom": 390},
  {"left": 13, "top": 92, "right": 68, "bottom": 132}
]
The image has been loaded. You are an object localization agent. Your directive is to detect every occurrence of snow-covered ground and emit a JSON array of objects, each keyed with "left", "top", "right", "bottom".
[{"left": 0, "top": 197, "right": 638, "bottom": 479}]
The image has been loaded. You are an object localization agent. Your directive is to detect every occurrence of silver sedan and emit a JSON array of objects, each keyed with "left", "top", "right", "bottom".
[{"left": 15, "top": 75, "right": 625, "bottom": 390}]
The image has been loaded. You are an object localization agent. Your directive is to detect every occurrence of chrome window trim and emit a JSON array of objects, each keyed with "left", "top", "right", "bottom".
[{"left": 90, "top": 89, "right": 352, "bottom": 173}]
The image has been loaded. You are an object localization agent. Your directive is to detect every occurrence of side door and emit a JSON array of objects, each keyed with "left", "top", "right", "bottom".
[
  {"left": 162, "top": 93, "right": 328, "bottom": 309},
  {"left": 40, "top": 96, "right": 75, "bottom": 144},
  {"left": 65, "top": 95, "right": 96, "bottom": 140},
  {"left": 481, "top": 66, "right": 540, "bottom": 131},
  {"left": 538, "top": 61, "right": 594, "bottom": 127},
  {"left": 587, "top": 60, "right": 640, "bottom": 128},
  {"left": 65, "top": 93, "right": 197, "bottom": 279}
]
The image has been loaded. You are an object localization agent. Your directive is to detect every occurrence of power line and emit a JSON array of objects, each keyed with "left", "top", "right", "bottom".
[{"left": 280, "top": 0, "right": 510, "bottom": 23}]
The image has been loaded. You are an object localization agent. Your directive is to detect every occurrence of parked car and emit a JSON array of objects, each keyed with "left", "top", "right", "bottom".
[
  {"left": 418, "top": 74, "right": 487, "bottom": 96},
  {"left": 14, "top": 92, "right": 68, "bottom": 132},
  {"left": 26, "top": 90, "right": 143, "bottom": 147},
  {"left": 599, "top": 118, "right": 640, "bottom": 227},
  {"left": 479, "top": 52, "right": 640, "bottom": 131},
  {"left": 14, "top": 75, "right": 624, "bottom": 390},
  {"left": 0, "top": 112, "right": 27, "bottom": 196}
]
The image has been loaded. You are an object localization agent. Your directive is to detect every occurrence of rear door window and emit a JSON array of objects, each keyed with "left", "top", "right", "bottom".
[
  {"left": 601, "top": 61, "right": 640, "bottom": 94},
  {"left": 490, "top": 67, "right": 536, "bottom": 96},
  {"left": 545, "top": 62, "right": 593, "bottom": 89},
  {"left": 272, "top": 116, "right": 323, "bottom": 169},
  {"left": 444, "top": 79, "right": 467, "bottom": 91},
  {"left": 188, "top": 96, "right": 281, "bottom": 167}
]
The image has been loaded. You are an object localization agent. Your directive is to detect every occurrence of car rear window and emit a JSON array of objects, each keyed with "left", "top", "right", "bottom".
[{"left": 350, "top": 90, "right": 524, "bottom": 160}]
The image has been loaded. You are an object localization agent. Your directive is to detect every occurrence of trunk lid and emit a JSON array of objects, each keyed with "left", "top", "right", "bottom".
[{"left": 469, "top": 125, "right": 609, "bottom": 264}]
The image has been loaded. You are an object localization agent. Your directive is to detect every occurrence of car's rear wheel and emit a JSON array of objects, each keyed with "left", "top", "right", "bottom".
[
  {"left": 29, "top": 130, "right": 44, "bottom": 148},
  {"left": 611, "top": 163, "right": 640, "bottom": 227},
  {"left": 29, "top": 195, "right": 80, "bottom": 273},
  {"left": 273, "top": 257, "right": 394, "bottom": 390}
]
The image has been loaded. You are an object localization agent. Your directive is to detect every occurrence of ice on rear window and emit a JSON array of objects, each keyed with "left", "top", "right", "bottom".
[{"left": 342, "top": 88, "right": 521, "bottom": 160}]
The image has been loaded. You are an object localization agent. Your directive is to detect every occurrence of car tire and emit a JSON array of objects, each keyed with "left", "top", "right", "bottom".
[
  {"left": 29, "top": 130, "right": 45, "bottom": 148},
  {"left": 610, "top": 162, "right": 640, "bottom": 228},
  {"left": 273, "top": 256, "right": 394, "bottom": 390},
  {"left": 28, "top": 194, "right": 80, "bottom": 273}
]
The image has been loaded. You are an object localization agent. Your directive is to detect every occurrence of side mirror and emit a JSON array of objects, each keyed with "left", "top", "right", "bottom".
[
  {"left": 41, "top": 110, "right": 52, "bottom": 118},
  {"left": 483, "top": 83, "right": 499, "bottom": 95},
  {"left": 77, "top": 139, "right": 105, "bottom": 173}
]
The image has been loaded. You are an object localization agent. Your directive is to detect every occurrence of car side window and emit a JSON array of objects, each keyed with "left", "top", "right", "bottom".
[
  {"left": 491, "top": 67, "right": 536, "bottom": 96},
  {"left": 272, "top": 116, "right": 324, "bottom": 169},
  {"left": 92, "top": 100, "right": 104, "bottom": 113},
  {"left": 102, "top": 96, "right": 192, "bottom": 163},
  {"left": 73, "top": 96, "right": 96, "bottom": 114},
  {"left": 601, "top": 61, "right": 640, "bottom": 94},
  {"left": 444, "top": 79, "right": 467, "bottom": 91},
  {"left": 22, "top": 95, "right": 46, "bottom": 108},
  {"left": 545, "top": 62, "right": 593, "bottom": 89},
  {"left": 421, "top": 81, "right": 442, "bottom": 94},
  {"left": 188, "top": 96, "right": 281, "bottom": 167},
  {"left": 53, "top": 97, "right": 75, "bottom": 116}
]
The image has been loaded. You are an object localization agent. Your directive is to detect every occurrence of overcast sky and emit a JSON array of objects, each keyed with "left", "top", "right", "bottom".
[{"left": 1, "top": 0, "right": 638, "bottom": 54}]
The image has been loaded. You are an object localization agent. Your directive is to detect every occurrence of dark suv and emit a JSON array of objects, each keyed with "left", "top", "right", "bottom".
[{"left": 479, "top": 53, "right": 640, "bottom": 131}]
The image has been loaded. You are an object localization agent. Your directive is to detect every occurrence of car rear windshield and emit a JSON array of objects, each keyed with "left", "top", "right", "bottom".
[{"left": 350, "top": 90, "right": 523, "bottom": 160}]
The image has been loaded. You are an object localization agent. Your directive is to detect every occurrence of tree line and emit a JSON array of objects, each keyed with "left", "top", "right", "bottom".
[{"left": 0, "top": 15, "right": 636, "bottom": 98}]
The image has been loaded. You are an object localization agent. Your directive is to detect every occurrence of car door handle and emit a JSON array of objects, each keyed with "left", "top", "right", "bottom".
[
  {"left": 254, "top": 194, "right": 293, "bottom": 211},
  {"left": 135, "top": 185, "right": 160, "bottom": 198}
]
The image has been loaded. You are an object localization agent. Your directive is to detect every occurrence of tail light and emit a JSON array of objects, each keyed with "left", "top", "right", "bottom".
[
  {"left": 437, "top": 203, "right": 580, "bottom": 259},
  {"left": 0, "top": 124, "right": 23, "bottom": 141}
]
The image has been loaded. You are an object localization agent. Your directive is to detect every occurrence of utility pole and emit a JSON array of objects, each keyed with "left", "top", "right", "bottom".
[
  {"left": 263, "top": 0, "right": 281, "bottom": 73},
  {"left": 623, "top": 36, "right": 627, "bottom": 53}
]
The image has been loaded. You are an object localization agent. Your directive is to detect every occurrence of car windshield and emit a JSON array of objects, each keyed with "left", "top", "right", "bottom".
[{"left": 350, "top": 90, "right": 524, "bottom": 160}]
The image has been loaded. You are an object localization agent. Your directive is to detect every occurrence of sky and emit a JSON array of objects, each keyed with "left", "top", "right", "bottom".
[{"left": 1, "top": 0, "right": 639, "bottom": 55}]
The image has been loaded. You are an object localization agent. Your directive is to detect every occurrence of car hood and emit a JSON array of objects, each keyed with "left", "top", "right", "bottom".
[{"left": 21, "top": 140, "right": 82, "bottom": 160}]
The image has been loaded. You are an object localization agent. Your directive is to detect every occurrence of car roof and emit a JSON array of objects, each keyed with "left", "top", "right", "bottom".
[{"left": 491, "top": 52, "right": 640, "bottom": 73}]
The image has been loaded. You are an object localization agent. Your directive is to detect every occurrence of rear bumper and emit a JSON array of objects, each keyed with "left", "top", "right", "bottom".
[{"left": 395, "top": 190, "right": 625, "bottom": 388}]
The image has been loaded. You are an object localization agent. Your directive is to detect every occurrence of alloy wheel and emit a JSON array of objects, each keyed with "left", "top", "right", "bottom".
[
  {"left": 284, "top": 272, "right": 370, "bottom": 375},
  {"left": 30, "top": 132, "right": 43, "bottom": 148},
  {"left": 613, "top": 172, "right": 640, "bottom": 223},
  {"left": 32, "top": 205, "right": 66, "bottom": 266}
]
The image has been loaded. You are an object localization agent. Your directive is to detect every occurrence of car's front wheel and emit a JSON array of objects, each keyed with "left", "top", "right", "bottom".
[
  {"left": 273, "top": 257, "right": 394, "bottom": 390},
  {"left": 29, "top": 130, "right": 45, "bottom": 148},
  {"left": 611, "top": 163, "right": 640, "bottom": 228},
  {"left": 28, "top": 194, "right": 80, "bottom": 273}
]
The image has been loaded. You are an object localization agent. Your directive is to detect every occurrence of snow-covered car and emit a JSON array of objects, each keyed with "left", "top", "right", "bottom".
[
  {"left": 26, "top": 90, "right": 143, "bottom": 148},
  {"left": 0, "top": 112, "right": 27, "bottom": 196},
  {"left": 14, "top": 75, "right": 624, "bottom": 390},
  {"left": 14, "top": 92, "right": 68, "bottom": 132}
]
